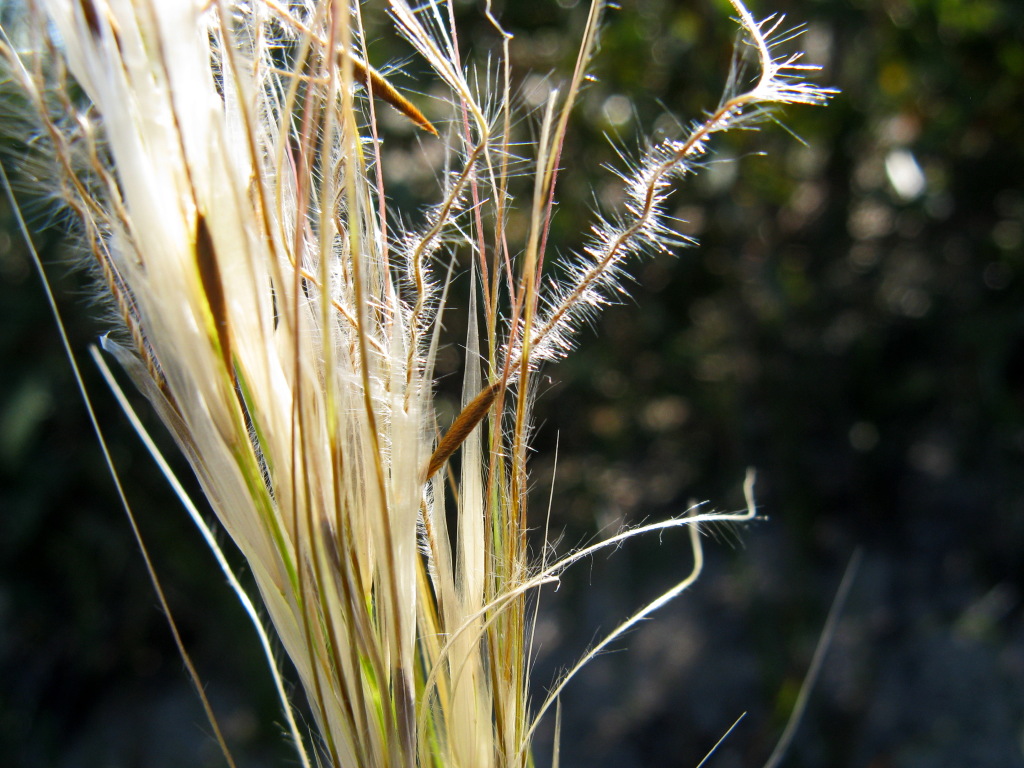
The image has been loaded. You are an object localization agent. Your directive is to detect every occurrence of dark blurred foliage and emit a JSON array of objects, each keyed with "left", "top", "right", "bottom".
[{"left": 3, "top": 0, "right": 1024, "bottom": 766}]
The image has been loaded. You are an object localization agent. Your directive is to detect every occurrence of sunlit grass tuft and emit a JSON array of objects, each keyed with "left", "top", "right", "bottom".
[{"left": 1, "top": 1, "right": 832, "bottom": 765}]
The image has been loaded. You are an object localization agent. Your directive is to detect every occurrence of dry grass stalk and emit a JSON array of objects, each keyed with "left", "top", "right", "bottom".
[{"left": 0, "top": 0, "right": 832, "bottom": 764}]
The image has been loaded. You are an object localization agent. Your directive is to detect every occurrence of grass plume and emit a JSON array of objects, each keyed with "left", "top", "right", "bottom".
[{"left": 0, "top": 0, "right": 832, "bottom": 764}]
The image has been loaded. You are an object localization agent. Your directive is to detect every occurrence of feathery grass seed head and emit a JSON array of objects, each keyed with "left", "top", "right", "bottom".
[{"left": 2, "top": 0, "right": 832, "bottom": 764}]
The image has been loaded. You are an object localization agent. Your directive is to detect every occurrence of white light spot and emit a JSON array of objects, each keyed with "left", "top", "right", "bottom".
[
  {"left": 885, "top": 148, "right": 926, "bottom": 201},
  {"left": 522, "top": 74, "right": 553, "bottom": 108},
  {"left": 601, "top": 94, "right": 632, "bottom": 127}
]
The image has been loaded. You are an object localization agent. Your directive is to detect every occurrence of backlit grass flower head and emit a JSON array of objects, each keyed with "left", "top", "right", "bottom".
[{"left": 0, "top": 0, "right": 832, "bottom": 764}]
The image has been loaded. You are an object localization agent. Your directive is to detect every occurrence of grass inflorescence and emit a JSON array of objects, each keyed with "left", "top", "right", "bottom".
[{"left": 0, "top": 1, "right": 832, "bottom": 765}]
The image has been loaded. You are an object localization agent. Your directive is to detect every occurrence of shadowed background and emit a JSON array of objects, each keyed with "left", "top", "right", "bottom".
[{"left": 2, "top": 0, "right": 1023, "bottom": 765}]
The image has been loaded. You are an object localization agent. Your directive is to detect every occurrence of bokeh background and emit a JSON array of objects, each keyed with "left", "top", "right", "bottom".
[{"left": 2, "top": 0, "right": 1023, "bottom": 766}]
